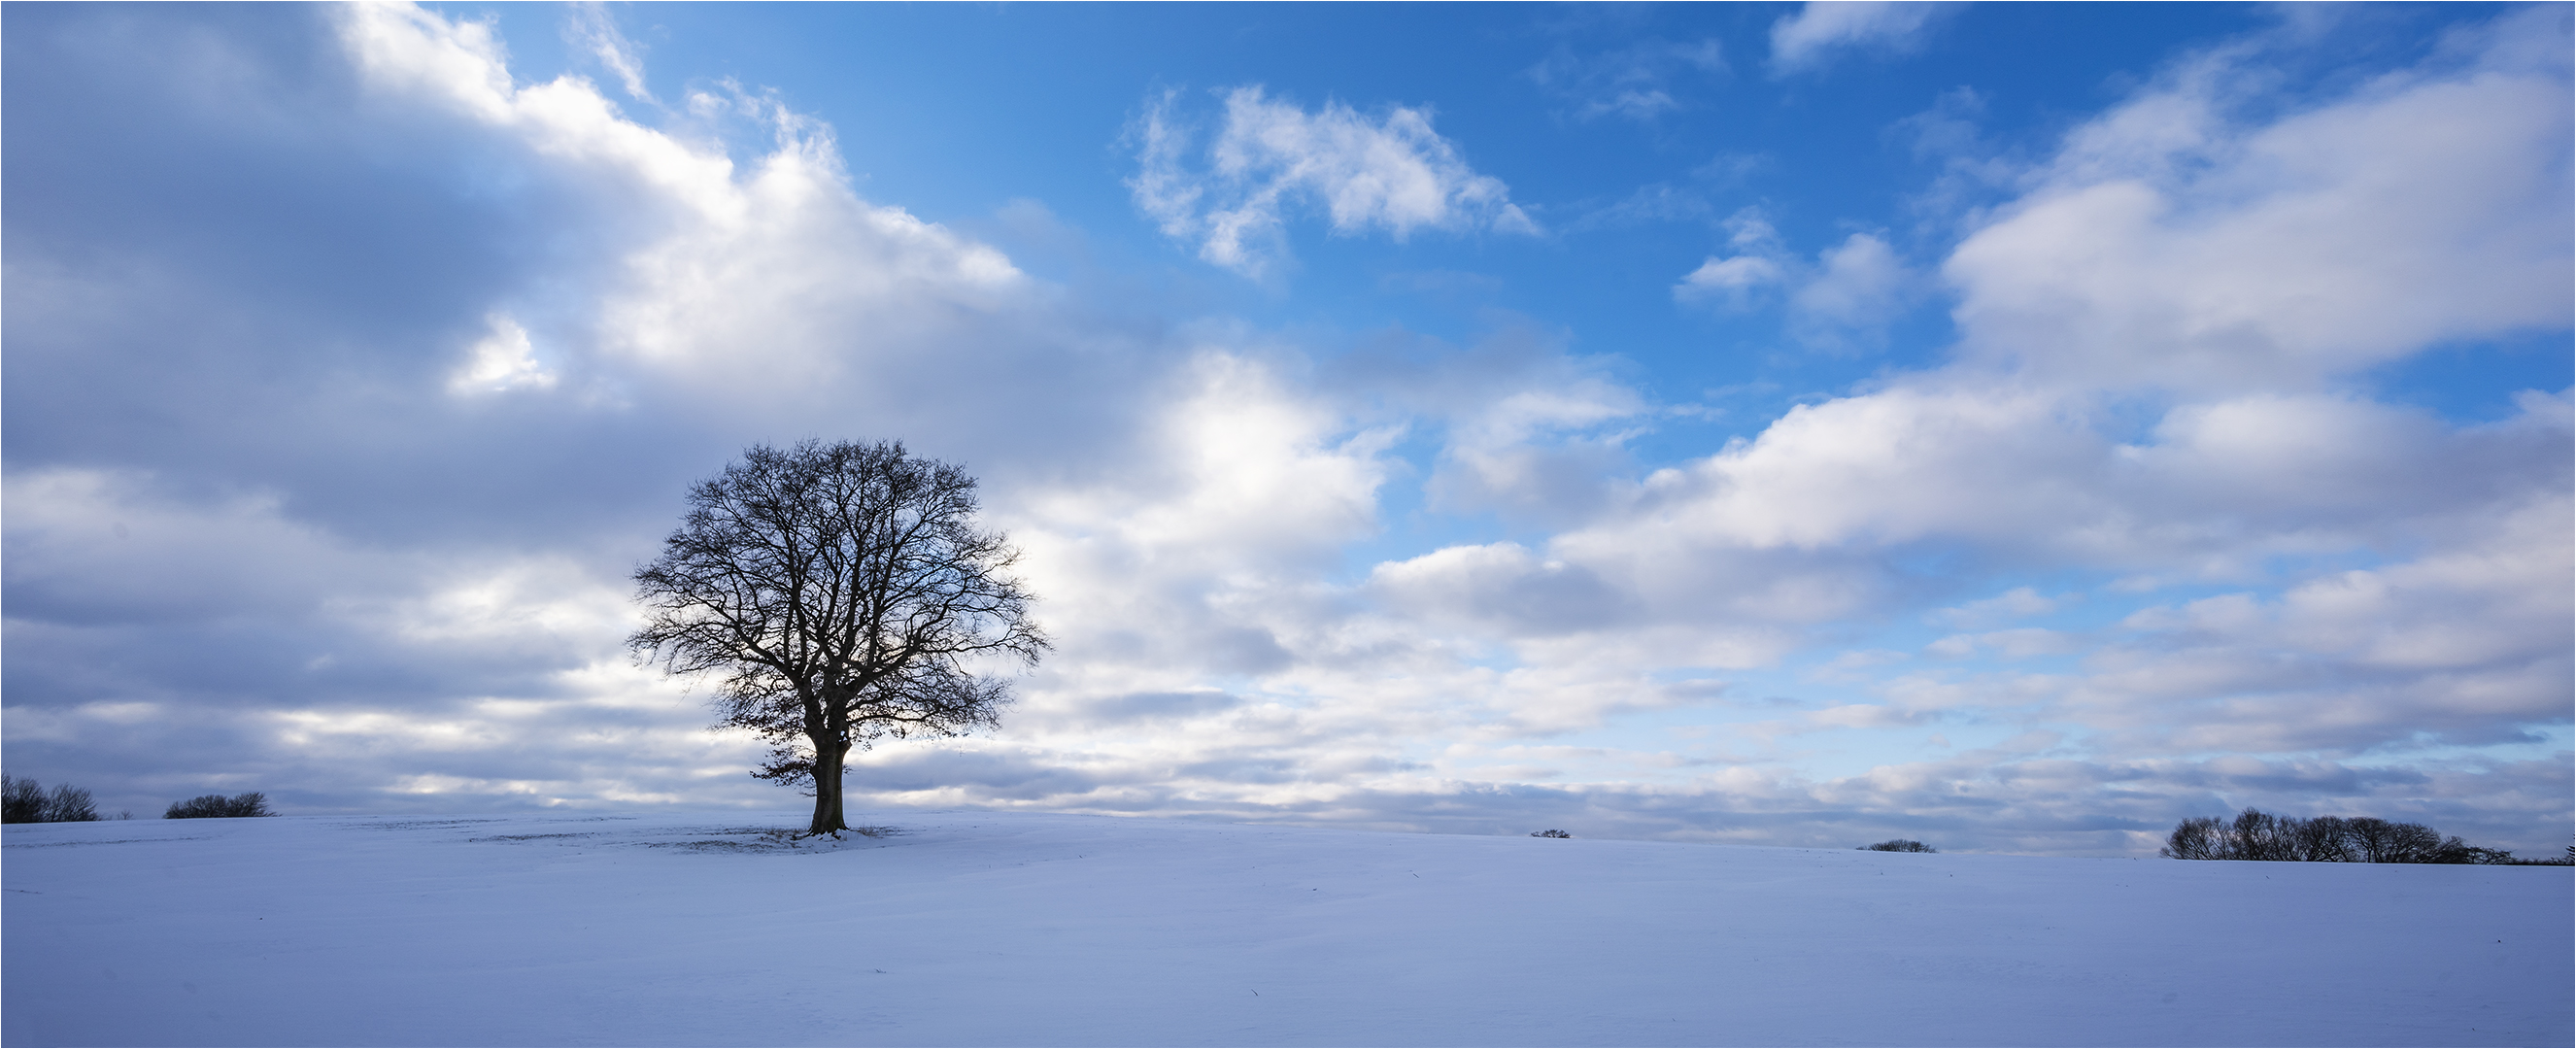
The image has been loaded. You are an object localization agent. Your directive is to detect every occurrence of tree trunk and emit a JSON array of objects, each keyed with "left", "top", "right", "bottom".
[{"left": 807, "top": 740, "right": 851, "bottom": 836}]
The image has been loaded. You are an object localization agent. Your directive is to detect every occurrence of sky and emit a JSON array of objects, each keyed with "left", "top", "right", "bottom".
[{"left": 4, "top": 1, "right": 2568, "bottom": 857}]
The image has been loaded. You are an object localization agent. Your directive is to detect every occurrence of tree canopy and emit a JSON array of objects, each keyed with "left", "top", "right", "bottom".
[{"left": 630, "top": 440, "right": 1046, "bottom": 835}]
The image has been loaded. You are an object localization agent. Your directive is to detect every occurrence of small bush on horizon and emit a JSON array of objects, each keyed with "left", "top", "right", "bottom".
[
  {"left": 1860, "top": 839, "right": 1936, "bottom": 853},
  {"left": 2, "top": 773, "right": 103, "bottom": 823},
  {"left": 1531, "top": 829, "right": 1572, "bottom": 838},
  {"left": 165, "top": 793, "right": 274, "bottom": 819}
]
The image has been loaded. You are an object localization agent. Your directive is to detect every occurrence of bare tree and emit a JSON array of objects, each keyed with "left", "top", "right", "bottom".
[
  {"left": 2227, "top": 807, "right": 2292, "bottom": 862},
  {"left": 2288, "top": 815, "right": 2356, "bottom": 863},
  {"left": 0, "top": 774, "right": 45, "bottom": 824},
  {"left": 2344, "top": 817, "right": 2404, "bottom": 863},
  {"left": 630, "top": 440, "right": 1047, "bottom": 836},
  {"left": 44, "top": 784, "right": 100, "bottom": 822},
  {"left": 2159, "top": 816, "right": 2227, "bottom": 860},
  {"left": 1, "top": 774, "right": 103, "bottom": 823}
]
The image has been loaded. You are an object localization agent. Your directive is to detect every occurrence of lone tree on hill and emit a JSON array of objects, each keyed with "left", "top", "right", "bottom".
[{"left": 630, "top": 440, "right": 1047, "bottom": 836}]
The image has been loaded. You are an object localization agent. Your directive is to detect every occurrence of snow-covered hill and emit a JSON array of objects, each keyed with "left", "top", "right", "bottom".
[{"left": 4, "top": 811, "right": 2566, "bottom": 1047}]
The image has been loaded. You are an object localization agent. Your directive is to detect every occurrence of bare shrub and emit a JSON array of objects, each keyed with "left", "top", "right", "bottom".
[
  {"left": 2159, "top": 817, "right": 2227, "bottom": 860},
  {"left": 0, "top": 774, "right": 45, "bottom": 824},
  {"left": 43, "top": 785, "right": 100, "bottom": 822},
  {"left": 164, "top": 793, "right": 274, "bottom": 819},
  {"left": 3, "top": 774, "right": 102, "bottom": 823}
]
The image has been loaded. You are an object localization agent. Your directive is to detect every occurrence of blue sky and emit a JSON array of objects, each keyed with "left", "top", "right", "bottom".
[{"left": 5, "top": 2, "right": 2568, "bottom": 856}]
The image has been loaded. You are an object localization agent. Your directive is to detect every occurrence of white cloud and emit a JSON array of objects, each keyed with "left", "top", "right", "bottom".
[
  {"left": 1131, "top": 86, "right": 1536, "bottom": 278},
  {"left": 2055, "top": 491, "right": 2574, "bottom": 757},
  {"left": 1676, "top": 217, "right": 1921, "bottom": 346},
  {"left": 1012, "top": 353, "right": 1396, "bottom": 582},
  {"left": 1947, "top": 10, "right": 2575, "bottom": 394},
  {"left": 2, "top": 469, "right": 392, "bottom": 624},
  {"left": 340, "top": 3, "right": 1034, "bottom": 409},
  {"left": 449, "top": 314, "right": 556, "bottom": 394},
  {"left": 1629, "top": 16, "right": 2573, "bottom": 573},
  {"left": 1770, "top": 2, "right": 1964, "bottom": 75},
  {"left": 1674, "top": 254, "right": 1786, "bottom": 306},
  {"left": 1, "top": 464, "right": 740, "bottom": 810},
  {"left": 1571, "top": 382, "right": 2103, "bottom": 555},
  {"left": 1425, "top": 371, "right": 1649, "bottom": 525},
  {"left": 1370, "top": 542, "right": 1630, "bottom": 639},
  {"left": 1787, "top": 232, "right": 1916, "bottom": 349},
  {"left": 1674, "top": 209, "right": 1791, "bottom": 308}
]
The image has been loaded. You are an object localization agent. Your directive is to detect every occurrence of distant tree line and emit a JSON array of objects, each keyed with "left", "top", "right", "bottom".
[
  {"left": 165, "top": 793, "right": 274, "bottom": 819},
  {"left": 2161, "top": 807, "right": 2566, "bottom": 864},
  {"left": 1, "top": 775, "right": 279, "bottom": 823},
  {"left": 1860, "top": 839, "right": 1936, "bottom": 853},
  {"left": 1, "top": 773, "right": 103, "bottom": 823}
]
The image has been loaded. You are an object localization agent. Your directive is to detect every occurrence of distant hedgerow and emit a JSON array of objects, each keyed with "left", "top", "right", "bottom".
[
  {"left": 1530, "top": 829, "right": 1572, "bottom": 838},
  {"left": 1860, "top": 839, "right": 1936, "bottom": 853},
  {"left": 2159, "top": 808, "right": 2547, "bottom": 864},
  {"left": 165, "top": 793, "right": 274, "bottom": 819}
]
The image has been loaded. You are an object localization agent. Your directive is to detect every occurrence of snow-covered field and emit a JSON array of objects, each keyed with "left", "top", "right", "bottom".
[{"left": 4, "top": 811, "right": 2566, "bottom": 1047}]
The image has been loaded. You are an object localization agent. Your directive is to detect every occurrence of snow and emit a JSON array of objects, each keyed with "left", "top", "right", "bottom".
[{"left": 4, "top": 811, "right": 2567, "bottom": 1047}]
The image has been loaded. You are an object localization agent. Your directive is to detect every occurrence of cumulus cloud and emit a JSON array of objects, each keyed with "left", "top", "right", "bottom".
[
  {"left": 1676, "top": 215, "right": 1921, "bottom": 348},
  {"left": 1673, "top": 254, "right": 1786, "bottom": 307},
  {"left": 1131, "top": 86, "right": 1537, "bottom": 278},
  {"left": 1, "top": 464, "right": 729, "bottom": 813},
  {"left": 2061, "top": 492, "right": 2574, "bottom": 756},
  {"left": 1770, "top": 2, "right": 1964, "bottom": 75},
  {"left": 449, "top": 314, "right": 556, "bottom": 394},
  {"left": 1947, "top": 7, "right": 2574, "bottom": 393},
  {"left": 1674, "top": 208, "right": 1792, "bottom": 309},
  {"left": 1787, "top": 232, "right": 1918, "bottom": 349},
  {"left": 1370, "top": 543, "right": 1631, "bottom": 638},
  {"left": 1424, "top": 372, "right": 1649, "bottom": 526}
]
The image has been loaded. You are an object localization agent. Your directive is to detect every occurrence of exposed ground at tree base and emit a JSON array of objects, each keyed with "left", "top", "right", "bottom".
[{"left": 4, "top": 811, "right": 2567, "bottom": 1047}]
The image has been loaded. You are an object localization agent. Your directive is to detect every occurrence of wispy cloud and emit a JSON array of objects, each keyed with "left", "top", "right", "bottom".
[
  {"left": 1770, "top": 2, "right": 1964, "bottom": 75},
  {"left": 1526, "top": 38, "right": 1728, "bottom": 122},
  {"left": 567, "top": 1, "right": 655, "bottom": 104},
  {"left": 1130, "top": 86, "right": 1537, "bottom": 279}
]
